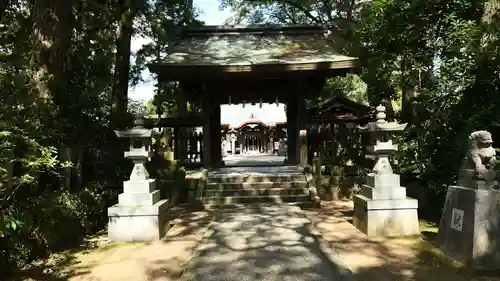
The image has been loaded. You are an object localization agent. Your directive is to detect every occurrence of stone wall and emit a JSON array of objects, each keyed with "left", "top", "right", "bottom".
[{"left": 318, "top": 164, "right": 363, "bottom": 201}]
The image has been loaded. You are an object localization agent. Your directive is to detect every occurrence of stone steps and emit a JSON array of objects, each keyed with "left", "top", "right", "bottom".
[
  {"left": 203, "top": 170, "right": 311, "bottom": 205},
  {"left": 204, "top": 187, "right": 310, "bottom": 197},
  {"left": 205, "top": 181, "right": 307, "bottom": 190},
  {"left": 207, "top": 173, "right": 305, "bottom": 184},
  {"left": 202, "top": 194, "right": 311, "bottom": 205}
]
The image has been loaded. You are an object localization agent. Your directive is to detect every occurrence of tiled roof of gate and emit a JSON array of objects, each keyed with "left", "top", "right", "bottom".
[{"left": 159, "top": 25, "right": 358, "bottom": 67}]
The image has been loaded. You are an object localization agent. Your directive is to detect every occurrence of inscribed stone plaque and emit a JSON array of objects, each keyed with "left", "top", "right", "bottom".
[{"left": 451, "top": 208, "right": 464, "bottom": 231}]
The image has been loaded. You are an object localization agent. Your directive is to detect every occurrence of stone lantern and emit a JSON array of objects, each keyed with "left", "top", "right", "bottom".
[
  {"left": 353, "top": 105, "right": 419, "bottom": 236},
  {"left": 107, "top": 116, "right": 169, "bottom": 242}
]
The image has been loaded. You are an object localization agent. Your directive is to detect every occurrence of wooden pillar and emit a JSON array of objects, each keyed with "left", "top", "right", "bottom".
[
  {"left": 239, "top": 135, "right": 243, "bottom": 154},
  {"left": 202, "top": 98, "right": 212, "bottom": 168},
  {"left": 231, "top": 136, "right": 236, "bottom": 155},
  {"left": 210, "top": 101, "right": 223, "bottom": 167},
  {"left": 298, "top": 95, "right": 308, "bottom": 166},
  {"left": 286, "top": 96, "right": 298, "bottom": 164}
]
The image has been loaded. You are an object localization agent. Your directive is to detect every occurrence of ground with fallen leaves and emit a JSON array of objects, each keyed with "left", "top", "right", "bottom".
[
  {"left": 303, "top": 200, "right": 500, "bottom": 281},
  {"left": 10, "top": 207, "right": 214, "bottom": 281}
]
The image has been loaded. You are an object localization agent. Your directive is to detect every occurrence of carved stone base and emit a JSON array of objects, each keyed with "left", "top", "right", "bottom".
[
  {"left": 365, "top": 173, "right": 400, "bottom": 189},
  {"left": 361, "top": 185, "right": 407, "bottom": 200},
  {"left": 353, "top": 194, "right": 419, "bottom": 237},
  {"left": 438, "top": 186, "right": 500, "bottom": 269},
  {"left": 119, "top": 179, "right": 160, "bottom": 205},
  {"left": 108, "top": 199, "right": 170, "bottom": 242}
]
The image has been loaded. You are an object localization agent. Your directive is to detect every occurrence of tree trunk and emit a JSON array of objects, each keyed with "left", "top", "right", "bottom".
[
  {"left": 111, "top": 0, "right": 138, "bottom": 130},
  {"left": 401, "top": 83, "right": 418, "bottom": 122},
  {"left": 400, "top": 59, "right": 419, "bottom": 123},
  {"left": 31, "top": 0, "right": 73, "bottom": 189},
  {"left": 183, "top": 0, "right": 193, "bottom": 25},
  {"left": 32, "top": 0, "right": 73, "bottom": 102}
]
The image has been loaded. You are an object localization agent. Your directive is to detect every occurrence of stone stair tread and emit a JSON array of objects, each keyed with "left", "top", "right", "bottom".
[
  {"left": 206, "top": 180, "right": 307, "bottom": 185},
  {"left": 207, "top": 177, "right": 306, "bottom": 183},
  {"left": 208, "top": 174, "right": 304, "bottom": 179},
  {"left": 204, "top": 187, "right": 310, "bottom": 196},
  {"left": 202, "top": 195, "right": 311, "bottom": 204},
  {"left": 204, "top": 194, "right": 310, "bottom": 198},
  {"left": 209, "top": 172, "right": 303, "bottom": 177},
  {"left": 206, "top": 187, "right": 309, "bottom": 191}
]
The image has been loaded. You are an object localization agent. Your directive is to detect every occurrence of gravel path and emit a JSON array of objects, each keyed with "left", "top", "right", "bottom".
[{"left": 180, "top": 204, "right": 357, "bottom": 281}]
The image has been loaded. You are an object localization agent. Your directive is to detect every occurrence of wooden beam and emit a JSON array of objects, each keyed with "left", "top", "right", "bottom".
[
  {"left": 180, "top": 75, "right": 327, "bottom": 103},
  {"left": 146, "top": 115, "right": 203, "bottom": 127},
  {"left": 151, "top": 62, "right": 355, "bottom": 82}
]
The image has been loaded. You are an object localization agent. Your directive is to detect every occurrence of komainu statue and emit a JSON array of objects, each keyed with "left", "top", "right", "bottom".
[{"left": 459, "top": 130, "right": 498, "bottom": 188}]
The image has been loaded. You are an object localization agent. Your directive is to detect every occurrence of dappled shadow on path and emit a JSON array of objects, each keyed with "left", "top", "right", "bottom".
[
  {"left": 9, "top": 206, "right": 214, "bottom": 281},
  {"left": 164, "top": 204, "right": 356, "bottom": 281},
  {"left": 301, "top": 201, "right": 500, "bottom": 281}
]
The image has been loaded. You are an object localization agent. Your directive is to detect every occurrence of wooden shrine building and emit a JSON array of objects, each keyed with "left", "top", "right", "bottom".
[
  {"left": 148, "top": 24, "right": 359, "bottom": 168},
  {"left": 221, "top": 114, "right": 287, "bottom": 155}
]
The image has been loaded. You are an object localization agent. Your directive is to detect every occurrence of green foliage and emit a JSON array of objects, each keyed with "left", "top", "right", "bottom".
[
  {"left": 364, "top": 0, "right": 500, "bottom": 216},
  {"left": 130, "top": 0, "right": 202, "bottom": 117},
  {"left": 0, "top": 0, "right": 127, "bottom": 275},
  {"left": 128, "top": 99, "right": 150, "bottom": 116},
  {"left": 1, "top": 0, "right": 204, "bottom": 275},
  {"left": 323, "top": 74, "right": 369, "bottom": 105}
]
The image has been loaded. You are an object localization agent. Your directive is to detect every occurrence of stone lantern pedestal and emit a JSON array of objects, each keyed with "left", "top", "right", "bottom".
[
  {"left": 353, "top": 105, "right": 420, "bottom": 237},
  {"left": 108, "top": 117, "right": 170, "bottom": 242}
]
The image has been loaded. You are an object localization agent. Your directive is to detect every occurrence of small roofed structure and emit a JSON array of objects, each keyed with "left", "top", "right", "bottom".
[
  {"left": 306, "top": 95, "right": 374, "bottom": 170},
  {"left": 307, "top": 95, "right": 374, "bottom": 124}
]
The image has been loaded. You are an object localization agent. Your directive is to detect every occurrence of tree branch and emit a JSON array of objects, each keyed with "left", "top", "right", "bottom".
[
  {"left": 0, "top": 0, "right": 12, "bottom": 20},
  {"left": 321, "top": 0, "right": 335, "bottom": 22},
  {"left": 279, "top": 0, "right": 323, "bottom": 24},
  {"left": 278, "top": 4, "right": 299, "bottom": 24}
]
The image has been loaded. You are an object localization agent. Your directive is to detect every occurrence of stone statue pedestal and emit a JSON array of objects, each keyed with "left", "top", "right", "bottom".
[
  {"left": 437, "top": 186, "right": 500, "bottom": 269},
  {"left": 353, "top": 173, "right": 420, "bottom": 236},
  {"left": 459, "top": 169, "right": 498, "bottom": 190}
]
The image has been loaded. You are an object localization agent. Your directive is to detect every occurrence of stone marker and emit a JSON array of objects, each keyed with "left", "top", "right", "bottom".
[
  {"left": 353, "top": 105, "right": 420, "bottom": 236},
  {"left": 438, "top": 130, "right": 500, "bottom": 269},
  {"left": 108, "top": 116, "right": 170, "bottom": 242}
]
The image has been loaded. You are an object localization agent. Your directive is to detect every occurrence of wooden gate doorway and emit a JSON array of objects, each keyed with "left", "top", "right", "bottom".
[{"left": 148, "top": 25, "right": 359, "bottom": 169}]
